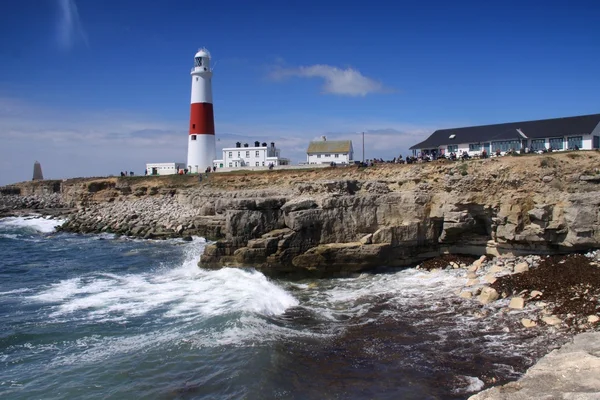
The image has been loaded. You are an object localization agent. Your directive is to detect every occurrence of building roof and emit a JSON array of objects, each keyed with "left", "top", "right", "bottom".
[
  {"left": 410, "top": 113, "right": 600, "bottom": 150},
  {"left": 307, "top": 140, "right": 352, "bottom": 154}
]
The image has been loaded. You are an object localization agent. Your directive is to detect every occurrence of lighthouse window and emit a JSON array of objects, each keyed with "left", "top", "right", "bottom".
[
  {"left": 192, "top": 124, "right": 196, "bottom": 129},
  {"left": 195, "top": 57, "right": 203, "bottom": 67},
  {"left": 196, "top": 77, "right": 198, "bottom": 81},
  {"left": 191, "top": 135, "right": 197, "bottom": 141}
]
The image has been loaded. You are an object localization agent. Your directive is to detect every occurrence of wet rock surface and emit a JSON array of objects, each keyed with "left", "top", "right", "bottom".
[{"left": 415, "top": 251, "right": 600, "bottom": 399}]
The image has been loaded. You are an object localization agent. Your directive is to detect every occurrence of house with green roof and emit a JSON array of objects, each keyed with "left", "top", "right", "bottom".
[{"left": 306, "top": 137, "right": 354, "bottom": 165}]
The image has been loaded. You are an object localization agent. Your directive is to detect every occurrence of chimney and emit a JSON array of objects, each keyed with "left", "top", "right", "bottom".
[
  {"left": 270, "top": 142, "right": 275, "bottom": 148},
  {"left": 254, "top": 141, "right": 260, "bottom": 147},
  {"left": 261, "top": 142, "right": 267, "bottom": 147},
  {"left": 243, "top": 143, "right": 249, "bottom": 148},
  {"left": 236, "top": 142, "right": 241, "bottom": 148}
]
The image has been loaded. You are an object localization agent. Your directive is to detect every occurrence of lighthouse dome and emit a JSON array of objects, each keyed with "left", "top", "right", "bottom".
[{"left": 195, "top": 48, "right": 211, "bottom": 59}]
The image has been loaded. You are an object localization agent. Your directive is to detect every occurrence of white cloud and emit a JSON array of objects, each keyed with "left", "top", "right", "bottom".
[
  {"left": 270, "top": 64, "right": 392, "bottom": 97},
  {"left": 57, "top": 0, "right": 89, "bottom": 50}
]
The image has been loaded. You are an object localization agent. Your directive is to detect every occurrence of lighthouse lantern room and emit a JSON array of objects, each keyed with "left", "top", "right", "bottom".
[{"left": 187, "top": 48, "right": 216, "bottom": 173}]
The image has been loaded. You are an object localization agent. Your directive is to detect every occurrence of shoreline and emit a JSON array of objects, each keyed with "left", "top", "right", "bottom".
[
  {"left": 2, "top": 153, "right": 600, "bottom": 397},
  {"left": 1, "top": 212, "right": 599, "bottom": 397}
]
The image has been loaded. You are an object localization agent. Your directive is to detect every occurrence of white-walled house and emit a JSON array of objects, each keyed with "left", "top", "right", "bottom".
[
  {"left": 410, "top": 114, "right": 600, "bottom": 157},
  {"left": 213, "top": 141, "right": 290, "bottom": 169},
  {"left": 145, "top": 162, "right": 187, "bottom": 176},
  {"left": 306, "top": 139, "right": 354, "bottom": 164}
]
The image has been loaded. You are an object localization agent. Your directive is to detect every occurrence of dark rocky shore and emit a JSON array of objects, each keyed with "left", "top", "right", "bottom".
[{"left": 1, "top": 151, "right": 600, "bottom": 397}]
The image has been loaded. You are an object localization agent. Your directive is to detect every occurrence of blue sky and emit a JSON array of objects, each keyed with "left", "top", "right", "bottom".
[{"left": 1, "top": 0, "right": 599, "bottom": 184}]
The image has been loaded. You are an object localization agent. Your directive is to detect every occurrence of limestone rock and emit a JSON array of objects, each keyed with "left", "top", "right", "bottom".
[
  {"left": 587, "top": 315, "right": 599, "bottom": 323},
  {"left": 469, "top": 332, "right": 600, "bottom": 400},
  {"left": 529, "top": 290, "right": 543, "bottom": 299},
  {"left": 478, "top": 287, "right": 499, "bottom": 304},
  {"left": 514, "top": 262, "right": 529, "bottom": 273},
  {"left": 359, "top": 233, "right": 373, "bottom": 245},
  {"left": 521, "top": 318, "right": 537, "bottom": 328},
  {"left": 459, "top": 291, "right": 473, "bottom": 299},
  {"left": 508, "top": 297, "right": 525, "bottom": 309},
  {"left": 488, "top": 265, "right": 504, "bottom": 274},
  {"left": 484, "top": 274, "right": 497, "bottom": 284},
  {"left": 541, "top": 315, "right": 562, "bottom": 326}
]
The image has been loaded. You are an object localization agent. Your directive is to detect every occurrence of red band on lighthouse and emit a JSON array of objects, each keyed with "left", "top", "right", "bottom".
[{"left": 189, "top": 103, "right": 215, "bottom": 135}]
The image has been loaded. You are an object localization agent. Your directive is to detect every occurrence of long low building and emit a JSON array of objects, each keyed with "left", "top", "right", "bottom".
[
  {"left": 410, "top": 113, "right": 600, "bottom": 157},
  {"left": 145, "top": 162, "right": 186, "bottom": 175}
]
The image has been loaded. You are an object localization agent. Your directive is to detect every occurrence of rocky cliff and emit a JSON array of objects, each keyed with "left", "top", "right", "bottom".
[{"left": 2, "top": 151, "right": 600, "bottom": 275}]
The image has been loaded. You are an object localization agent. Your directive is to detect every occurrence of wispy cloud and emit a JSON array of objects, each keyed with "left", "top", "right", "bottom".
[
  {"left": 269, "top": 64, "right": 393, "bottom": 97},
  {"left": 57, "top": 0, "right": 89, "bottom": 50},
  {"left": 0, "top": 96, "right": 439, "bottom": 185}
]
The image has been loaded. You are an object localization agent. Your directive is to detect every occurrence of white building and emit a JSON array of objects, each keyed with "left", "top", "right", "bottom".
[
  {"left": 146, "top": 162, "right": 187, "bottom": 176},
  {"left": 213, "top": 141, "right": 290, "bottom": 169},
  {"left": 306, "top": 138, "right": 354, "bottom": 165},
  {"left": 410, "top": 113, "right": 600, "bottom": 158}
]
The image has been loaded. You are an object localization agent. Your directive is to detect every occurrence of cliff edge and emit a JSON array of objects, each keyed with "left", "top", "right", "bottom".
[{"left": 1, "top": 151, "right": 600, "bottom": 275}]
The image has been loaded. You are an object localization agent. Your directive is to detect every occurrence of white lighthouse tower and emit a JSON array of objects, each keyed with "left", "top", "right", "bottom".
[{"left": 187, "top": 48, "right": 216, "bottom": 173}]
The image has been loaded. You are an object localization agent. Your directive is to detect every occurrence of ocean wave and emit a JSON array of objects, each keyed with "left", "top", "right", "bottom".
[
  {"left": 27, "top": 242, "right": 298, "bottom": 323},
  {"left": 0, "top": 216, "right": 65, "bottom": 234}
]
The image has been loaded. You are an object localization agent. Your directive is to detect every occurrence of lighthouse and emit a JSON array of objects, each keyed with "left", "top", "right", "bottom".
[{"left": 187, "top": 48, "right": 216, "bottom": 173}]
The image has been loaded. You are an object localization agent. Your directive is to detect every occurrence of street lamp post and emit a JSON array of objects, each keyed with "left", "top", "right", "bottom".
[{"left": 362, "top": 131, "right": 365, "bottom": 163}]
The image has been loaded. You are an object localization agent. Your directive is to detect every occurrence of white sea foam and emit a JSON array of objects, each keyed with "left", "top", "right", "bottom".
[
  {"left": 28, "top": 241, "right": 298, "bottom": 323},
  {"left": 0, "top": 216, "right": 65, "bottom": 233},
  {"left": 0, "top": 288, "right": 32, "bottom": 296},
  {"left": 455, "top": 376, "right": 485, "bottom": 393}
]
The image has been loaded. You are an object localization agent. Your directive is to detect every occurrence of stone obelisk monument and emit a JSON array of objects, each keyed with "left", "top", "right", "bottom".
[{"left": 32, "top": 161, "right": 44, "bottom": 181}]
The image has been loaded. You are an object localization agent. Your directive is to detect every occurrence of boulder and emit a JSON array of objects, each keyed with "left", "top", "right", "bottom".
[
  {"left": 514, "top": 262, "right": 529, "bottom": 273},
  {"left": 541, "top": 315, "right": 562, "bottom": 326},
  {"left": 478, "top": 287, "right": 499, "bottom": 304},
  {"left": 521, "top": 318, "right": 537, "bottom": 328},
  {"left": 508, "top": 297, "right": 525, "bottom": 309}
]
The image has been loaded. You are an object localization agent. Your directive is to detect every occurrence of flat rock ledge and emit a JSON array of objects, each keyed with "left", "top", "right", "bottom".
[{"left": 469, "top": 332, "right": 600, "bottom": 400}]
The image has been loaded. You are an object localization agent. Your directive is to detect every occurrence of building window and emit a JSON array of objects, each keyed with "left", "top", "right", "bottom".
[
  {"left": 191, "top": 135, "right": 197, "bottom": 141},
  {"left": 491, "top": 140, "right": 521, "bottom": 153},
  {"left": 196, "top": 77, "right": 198, "bottom": 81},
  {"left": 468, "top": 143, "right": 481, "bottom": 151},
  {"left": 228, "top": 152, "right": 232, "bottom": 157},
  {"left": 549, "top": 137, "right": 564, "bottom": 150},
  {"left": 262, "top": 162, "right": 265, "bottom": 166},
  {"left": 237, "top": 152, "right": 240, "bottom": 157},
  {"left": 530, "top": 139, "right": 545, "bottom": 151},
  {"left": 228, "top": 162, "right": 232, "bottom": 167},
  {"left": 255, "top": 162, "right": 259, "bottom": 166},
  {"left": 255, "top": 151, "right": 260, "bottom": 157},
  {"left": 246, "top": 151, "right": 250, "bottom": 157},
  {"left": 447, "top": 145, "right": 458, "bottom": 152},
  {"left": 335, "top": 154, "right": 339, "bottom": 158},
  {"left": 317, "top": 154, "right": 321, "bottom": 158},
  {"left": 567, "top": 136, "right": 582, "bottom": 150},
  {"left": 325, "top": 154, "right": 331, "bottom": 157},
  {"left": 594, "top": 136, "right": 600, "bottom": 149}
]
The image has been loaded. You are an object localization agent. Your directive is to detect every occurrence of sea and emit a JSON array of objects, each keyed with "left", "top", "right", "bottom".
[{"left": 0, "top": 216, "right": 568, "bottom": 400}]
